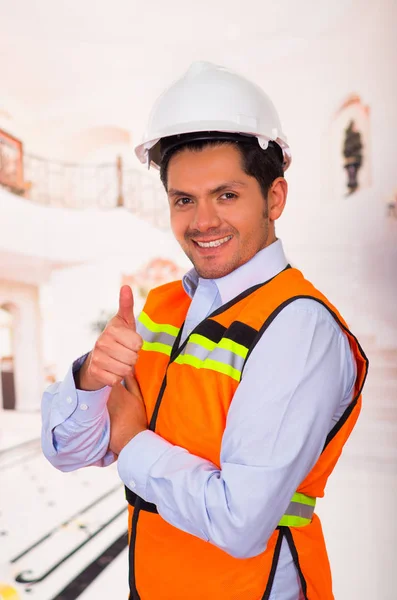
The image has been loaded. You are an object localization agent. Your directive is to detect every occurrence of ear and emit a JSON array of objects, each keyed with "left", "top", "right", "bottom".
[{"left": 268, "top": 177, "right": 288, "bottom": 222}]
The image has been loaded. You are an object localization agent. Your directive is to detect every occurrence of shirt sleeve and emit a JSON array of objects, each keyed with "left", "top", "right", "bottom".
[
  {"left": 117, "top": 298, "right": 356, "bottom": 558},
  {"left": 41, "top": 354, "right": 116, "bottom": 471}
]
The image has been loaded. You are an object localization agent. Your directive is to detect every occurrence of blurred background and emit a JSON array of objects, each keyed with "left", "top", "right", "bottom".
[{"left": 0, "top": 0, "right": 396, "bottom": 598}]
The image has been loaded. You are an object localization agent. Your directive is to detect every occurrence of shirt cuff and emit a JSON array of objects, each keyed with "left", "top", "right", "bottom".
[
  {"left": 47, "top": 355, "right": 111, "bottom": 431},
  {"left": 117, "top": 430, "right": 174, "bottom": 502},
  {"left": 72, "top": 386, "right": 111, "bottom": 422},
  {"left": 72, "top": 354, "right": 112, "bottom": 423}
]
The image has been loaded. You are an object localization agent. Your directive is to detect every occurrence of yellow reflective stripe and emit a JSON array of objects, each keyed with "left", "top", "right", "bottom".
[
  {"left": 205, "top": 359, "right": 240, "bottom": 381},
  {"left": 278, "top": 515, "right": 311, "bottom": 527},
  {"left": 188, "top": 334, "right": 248, "bottom": 359},
  {"left": 142, "top": 340, "right": 172, "bottom": 356},
  {"left": 189, "top": 334, "right": 217, "bottom": 351},
  {"left": 138, "top": 311, "right": 179, "bottom": 337},
  {"left": 218, "top": 337, "right": 249, "bottom": 359},
  {"left": 175, "top": 354, "right": 241, "bottom": 382},
  {"left": 175, "top": 354, "right": 201, "bottom": 369},
  {"left": 278, "top": 492, "right": 316, "bottom": 527},
  {"left": 291, "top": 492, "right": 316, "bottom": 507}
]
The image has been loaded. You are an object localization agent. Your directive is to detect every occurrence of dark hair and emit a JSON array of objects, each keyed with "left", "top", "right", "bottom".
[{"left": 159, "top": 136, "right": 284, "bottom": 200}]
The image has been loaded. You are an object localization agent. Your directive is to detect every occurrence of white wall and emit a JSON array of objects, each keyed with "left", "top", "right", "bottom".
[{"left": 254, "top": 0, "right": 397, "bottom": 343}]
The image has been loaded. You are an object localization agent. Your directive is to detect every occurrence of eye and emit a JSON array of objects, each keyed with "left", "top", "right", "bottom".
[
  {"left": 175, "top": 197, "right": 193, "bottom": 207},
  {"left": 221, "top": 192, "right": 237, "bottom": 200}
]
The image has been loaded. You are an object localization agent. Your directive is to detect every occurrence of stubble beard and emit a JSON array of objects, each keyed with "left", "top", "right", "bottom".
[{"left": 183, "top": 208, "right": 271, "bottom": 280}]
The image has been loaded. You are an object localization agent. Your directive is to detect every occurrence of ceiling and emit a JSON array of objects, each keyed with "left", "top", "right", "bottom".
[{"left": 0, "top": 0, "right": 359, "bottom": 150}]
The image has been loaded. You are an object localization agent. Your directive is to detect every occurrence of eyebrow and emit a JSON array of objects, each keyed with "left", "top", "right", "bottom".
[{"left": 168, "top": 180, "right": 247, "bottom": 198}]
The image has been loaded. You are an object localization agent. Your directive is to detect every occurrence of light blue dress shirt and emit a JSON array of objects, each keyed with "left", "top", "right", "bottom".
[{"left": 41, "top": 239, "right": 356, "bottom": 600}]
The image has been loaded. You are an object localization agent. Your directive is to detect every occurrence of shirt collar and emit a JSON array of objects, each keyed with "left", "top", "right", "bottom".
[{"left": 182, "top": 239, "right": 288, "bottom": 304}]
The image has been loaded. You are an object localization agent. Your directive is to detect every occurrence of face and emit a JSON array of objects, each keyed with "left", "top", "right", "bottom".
[{"left": 167, "top": 144, "right": 287, "bottom": 279}]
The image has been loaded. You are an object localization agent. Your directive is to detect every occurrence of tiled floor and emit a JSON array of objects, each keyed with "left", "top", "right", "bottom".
[
  {"left": 0, "top": 338, "right": 396, "bottom": 599},
  {"left": 0, "top": 424, "right": 129, "bottom": 600}
]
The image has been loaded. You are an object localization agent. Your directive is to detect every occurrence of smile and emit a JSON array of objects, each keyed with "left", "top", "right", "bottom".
[{"left": 194, "top": 235, "right": 232, "bottom": 248}]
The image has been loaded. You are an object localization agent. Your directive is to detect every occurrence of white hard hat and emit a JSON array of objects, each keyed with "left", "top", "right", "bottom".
[{"left": 135, "top": 61, "right": 291, "bottom": 171}]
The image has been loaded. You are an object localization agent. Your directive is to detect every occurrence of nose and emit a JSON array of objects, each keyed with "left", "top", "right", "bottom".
[{"left": 191, "top": 199, "right": 222, "bottom": 232}]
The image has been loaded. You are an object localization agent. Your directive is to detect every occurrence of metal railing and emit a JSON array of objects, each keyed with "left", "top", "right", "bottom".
[{"left": 0, "top": 144, "right": 169, "bottom": 230}]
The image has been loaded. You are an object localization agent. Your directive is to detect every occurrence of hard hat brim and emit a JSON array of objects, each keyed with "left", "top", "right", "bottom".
[{"left": 136, "top": 127, "right": 291, "bottom": 171}]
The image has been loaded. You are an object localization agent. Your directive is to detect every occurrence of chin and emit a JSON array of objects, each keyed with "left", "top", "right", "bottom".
[{"left": 194, "top": 261, "right": 237, "bottom": 280}]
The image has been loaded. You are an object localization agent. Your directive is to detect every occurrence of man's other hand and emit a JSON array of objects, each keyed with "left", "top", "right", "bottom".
[{"left": 107, "top": 373, "right": 148, "bottom": 455}]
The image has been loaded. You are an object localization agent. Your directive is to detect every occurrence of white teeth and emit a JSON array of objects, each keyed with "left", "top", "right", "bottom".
[{"left": 196, "top": 235, "right": 232, "bottom": 248}]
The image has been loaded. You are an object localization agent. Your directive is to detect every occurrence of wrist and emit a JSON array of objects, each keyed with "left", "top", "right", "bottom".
[
  {"left": 74, "top": 354, "right": 102, "bottom": 391},
  {"left": 113, "top": 426, "right": 147, "bottom": 455}
]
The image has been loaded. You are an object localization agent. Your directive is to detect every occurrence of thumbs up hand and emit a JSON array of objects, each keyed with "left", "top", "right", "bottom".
[{"left": 76, "top": 286, "right": 143, "bottom": 391}]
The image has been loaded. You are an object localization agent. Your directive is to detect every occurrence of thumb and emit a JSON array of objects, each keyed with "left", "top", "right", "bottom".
[{"left": 117, "top": 285, "right": 136, "bottom": 329}]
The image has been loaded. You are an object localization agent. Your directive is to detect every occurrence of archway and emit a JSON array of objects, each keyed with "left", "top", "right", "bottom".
[{"left": 0, "top": 305, "right": 16, "bottom": 410}]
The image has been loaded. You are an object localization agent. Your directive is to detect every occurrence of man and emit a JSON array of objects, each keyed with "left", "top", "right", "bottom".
[{"left": 42, "top": 62, "right": 368, "bottom": 599}]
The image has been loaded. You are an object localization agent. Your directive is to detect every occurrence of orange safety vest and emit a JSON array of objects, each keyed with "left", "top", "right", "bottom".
[{"left": 127, "top": 266, "right": 368, "bottom": 600}]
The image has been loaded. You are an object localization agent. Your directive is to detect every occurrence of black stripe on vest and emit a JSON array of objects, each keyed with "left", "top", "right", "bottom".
[
  {"left": 192, "top": 319, "right": 258, "bottom": 350},
  {"left": 225, "top": 320, "right": 258, "bottom": 348},
  {"left": 193, "top": 318, "right": 226, "bottom": 343}
]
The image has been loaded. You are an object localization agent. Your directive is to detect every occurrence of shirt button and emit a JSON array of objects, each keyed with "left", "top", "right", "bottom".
[
  {"left": 66, "top": 396, "right": 73, "bottom": 404},
  {"left": 80, "top": 403, "right": 88, "bottom": 411},
  {"left": 129, "top": 480, "right": 136, "bottom": 489}
]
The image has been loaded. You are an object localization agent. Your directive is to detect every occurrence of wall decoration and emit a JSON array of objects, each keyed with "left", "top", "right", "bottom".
[
  {"left": 343, "top": 120, "right": 363, "bottom": 194},
  {"left": 330, "top": 95, "right": 371, "bottom": 197}
]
